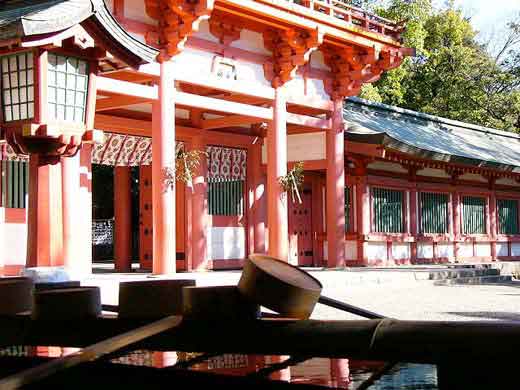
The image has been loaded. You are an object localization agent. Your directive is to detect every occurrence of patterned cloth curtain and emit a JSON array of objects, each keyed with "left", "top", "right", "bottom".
[
  {"left": 207, "top": 145, "right": 247, "bottom": 181},
  {"left": 91, "top": 132, "right": 183, "bottom": 166}
]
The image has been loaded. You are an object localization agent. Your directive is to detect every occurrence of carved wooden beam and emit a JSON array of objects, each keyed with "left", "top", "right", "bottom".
[
  {"left": 144, "top": 0, "right": 214, "bottom": 60},
  {"left": 323, "top": 46, "right": 362, "bottom": 100},
  {"left": 263, "top": 28, "right": 323, "bottom": 88},
  {"left": 323, "top": 46, "right": 404, "bottom": 99},
  {"left": 209, "top": 15, "right": 242, "bottom": 45}
]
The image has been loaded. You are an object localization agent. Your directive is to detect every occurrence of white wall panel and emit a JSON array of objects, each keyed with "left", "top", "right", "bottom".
[
  {"left": 125, "top": 0, "right": 157, "bottom": 25},
  {"left": 366, "top": 242, "right": 387, "bottom": 262},
  {"left": 475, "top": 243, "right": 491, "bottom": 257},
  {"left": 417, "top": 243, "right": 434, "bottom": 259},
  {"left": 345, "top": 240, "right": 357, "bottom": 260},
  {"left": 392, "top": 243, "right": 410, "bottom": 260},
  {"left": 437, "top": 243, "right": 454, "bottom": 258},
  {"left": 458, "top": 242, "right": 473, "bottom": 257},
  {"left": 191, "top": 20, "right": 219, "bottom": 43},
  {"left": 2, "top": 222, "right": 27, "bottom": 266},
  {"left": 511, "top": 243, "right": 520, "bottom": 256},
  {"left": 310, "top": 50, "right": 329, "bottom": 70},
  {"left": 231, "top": 29, "right": 271, "bottom": 54},
  {"left": 207, "top": 227, "right": 246, "bottom": 260},
  {"left": 262, "top": 132, "right": 326, "bottom": 164},
  {"left": 496, "top": 242, "right": 509, "bottom": 257}
]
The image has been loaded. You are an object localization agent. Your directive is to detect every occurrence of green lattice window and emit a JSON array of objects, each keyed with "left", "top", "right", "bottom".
[
  {"left": 372, "top": 187, "right": 404, "bottom": 233},
  {"left": 497, "top": 199, "right": 519, "bottom": 235},
  {"left": 462, "top": 196, "right": 486, "bottom": 234},
  {"left": 420, "top": 192, "right": 449, "bottom": 234},
  {"left": 208, "top": 179, "right": 244, "bottom": 216},
  {"left": 1, "top": 52, "right": 35, "bottom": 122},
  {"left": 345, "top": 186, "right": 351, "bottom": 232},
  {"left": 47, "top": 53, "right": 88, "bottom": 123},
  {"left": 1, "top": 160, "right": 28, "bottom": 208}
]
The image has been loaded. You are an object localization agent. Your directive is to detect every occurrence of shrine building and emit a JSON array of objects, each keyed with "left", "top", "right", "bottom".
[{"left": 10, "top": 0, "right": 513, "bottom": 276}]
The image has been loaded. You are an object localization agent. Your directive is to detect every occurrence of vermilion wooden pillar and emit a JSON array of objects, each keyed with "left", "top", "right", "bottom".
[
  {"left": 452, "top": 191, "right": 461, "bottom": 260},
  {"left": 191, "top": 136, "right": 208, "bottom": 270},
  {"left": 489, "top": 186, "right": 497, "bottom": 260},
  {"left": 249, "top": 140, "right": 266, "bottom": 254},
  {"left": 114, "top": 166, "right": 132, "bottom": 272},
  {"left": 26, "top": 155, "right": 63, "bottom": 267},
  {"left": 330, "top": 359, "right": 350, "bottom": 387},
  {"left": 152, "top": 60, "right": 176, "bottom": 274},
  {"left": 77, "top": 145, "right": 93, "bottom": 275},
  {"left": 326, "top": 98, "right": 346, "bottom": 267},
  {"left": 409, "top": 187, "right": 418, "bottom": 264},
  {"left": 356, "top": 176, "right": 370, "bottom": 266},
  {"left": 61, "top": 153, "right": 80, "bottom": 271},
  {"left": 267, "top": 87, "right": 288, "bottom": 261}
]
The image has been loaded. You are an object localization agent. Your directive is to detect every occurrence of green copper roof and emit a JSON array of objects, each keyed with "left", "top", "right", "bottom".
[
  {"left": 0, "top": 0, "right": 157, "bottom": 67},
  {"left": 344, "top": 97, "right": 520, "bottom": 172}
]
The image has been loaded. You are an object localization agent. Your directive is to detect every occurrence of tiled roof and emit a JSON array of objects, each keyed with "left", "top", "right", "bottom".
[
  {"left": 344, "top": 97, "right": 520, "bottom": 172},
  {"left": 0, "top": 0, "right": 157, "bottom": 67}
]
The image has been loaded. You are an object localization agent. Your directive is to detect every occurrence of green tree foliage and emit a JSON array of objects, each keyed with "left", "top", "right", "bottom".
[{"left": 359, "top": 1, "right": 520, "bottom": 132}]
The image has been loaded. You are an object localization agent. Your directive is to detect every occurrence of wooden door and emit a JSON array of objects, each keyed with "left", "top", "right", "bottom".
[
  {"left": 139, "top": 166, "right": 186, "bottom": 270},
  {"left": 288, "top": 187, "right": 314, "bottom": 266},
  {"left": 139, "top": 166, "right": 153, "bottom": 269}
]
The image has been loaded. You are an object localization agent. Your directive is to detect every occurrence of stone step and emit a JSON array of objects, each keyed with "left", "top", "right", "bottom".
[
  {"left": 433, "top": 275, "right": 513, "bottom": 286},
  {"left": 428, "top": 268, "right": 500, "bottom": 280}
]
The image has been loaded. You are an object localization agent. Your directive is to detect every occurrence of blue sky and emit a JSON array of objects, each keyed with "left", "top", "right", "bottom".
[{"left": 446, "top": 0, "right": 520, "bottom": 37}]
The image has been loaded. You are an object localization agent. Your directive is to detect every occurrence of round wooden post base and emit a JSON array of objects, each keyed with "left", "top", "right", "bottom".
[
  {"left": 0, "top": 277, "right": 34, "bottom": 315},
  {"left": 32, "top": 287, "right": 101, "bottom": 320},
  {"left": 182, "top": 286, "right": 260, "bottom": 320},
  {"left": 118, "top": 279, "right": 196, "bottom": 319}
]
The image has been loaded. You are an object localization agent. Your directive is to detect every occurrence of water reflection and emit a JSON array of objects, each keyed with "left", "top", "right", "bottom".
[{"left": 0, "top": 346, "right": 438, "bottom": 389}]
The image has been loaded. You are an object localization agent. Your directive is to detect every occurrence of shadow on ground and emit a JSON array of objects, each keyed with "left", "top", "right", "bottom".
[{"left": 445, "top": 311, "right": 520, "bottom": 321}]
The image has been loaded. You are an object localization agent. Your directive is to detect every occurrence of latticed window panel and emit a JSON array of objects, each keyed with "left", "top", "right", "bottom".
[
  {"left": 1, "top": 52, "right": 34, "bottom": 122},
  {"left": 462, "top": 196, "right": 486, "bottom": 234},
  {"left": 420, "top": 192, "right": 449, "bottom": 234},
  {"left": 47, "top": 53, "right": 88, "bottom": 123},
  {"left": 345, "top": 186, "right": 351, "bottom": 232},
  {"left": 208, "top": 178, "right": 244, "bottom": 216},
  {"left": 1, "top": 160, "right": 28, "bottom": 209},
  {"left": 372, "top": 187, "right": 404, "bottom": 233},
  {"left": 497, "top": 199, "right": 519, "bottom": 235}
]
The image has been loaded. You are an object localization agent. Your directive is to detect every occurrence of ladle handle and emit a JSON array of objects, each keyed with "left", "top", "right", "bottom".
[{"left": 318, "top": 295, "right": 385, "bottom": 319}]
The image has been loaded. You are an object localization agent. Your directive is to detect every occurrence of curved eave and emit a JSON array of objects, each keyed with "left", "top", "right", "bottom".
[
  {"left": 0, "top": 0, "right": 157, "bottom": 67},
  {"left": 345, "top": 129, "right": 520, "bottom": 174},
  {"left": 81, "top": 1, "right": 157, "bottom": 68}
]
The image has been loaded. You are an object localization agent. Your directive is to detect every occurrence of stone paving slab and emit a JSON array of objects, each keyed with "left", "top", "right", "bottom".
[{"left": 83, "top": 265, "right": 520, "bottom": 323}]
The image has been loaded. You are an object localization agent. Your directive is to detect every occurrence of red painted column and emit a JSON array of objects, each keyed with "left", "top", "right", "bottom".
[
  {"left": 267, "top": 87, "right": 288, "bottom": 261},
  {"left": 26, "top": 155, "right": 63, "bottom": 267},
  {"left": 152, "top": 60, "right": 176, "bottom": 274},
  {"left": 269, "top": 355, "right": 291, "bottom": 382},
  {"left": 489, "top": 187, "right": 497, "bottom": 260},
  {"left": 356, "top": 175, "right": 370, "bottom": 266},
  {"left": 326, "top": 98, "right": 346, "bottom": 268},
  {"left": 77, "top": 145, "right": 93, "bottom": 275},
  {"left": 249, "top": 140, "right": 266, "bottom": 254},
  {"left": 330, "top": 359, "right": 350, "bottom": 388},
  {"left": 191, "top": 136, "right": 208, "bottom": 270},
  {"left": 61, "top": 153, "right": 80, "bottom": 271},
  {"left": 409, "top": 186, "right": 418, "bottom": 264},
  {"left": 452, "top": 191, "right": 461, "bottom": 260},
  {"left": 114, "top": 166, "right": 132, "bottom": 272}
]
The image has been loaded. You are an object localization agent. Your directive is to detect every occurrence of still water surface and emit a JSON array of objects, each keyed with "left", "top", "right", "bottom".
[{"left": 1, "top": 346, "right": 438, "bottom": 389}]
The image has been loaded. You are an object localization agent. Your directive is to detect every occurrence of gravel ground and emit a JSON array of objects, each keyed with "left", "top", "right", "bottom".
[
  {"left": 315, "top": 280, "right": 520, "bottom": 321},
  {"left": 84, "top": 269, "right": 520, "bottom": 322}
]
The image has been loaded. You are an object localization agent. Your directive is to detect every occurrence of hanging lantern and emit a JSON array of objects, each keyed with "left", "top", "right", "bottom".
[{"left": 1, "top": 48, "right": 98, "bottom": 164}]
